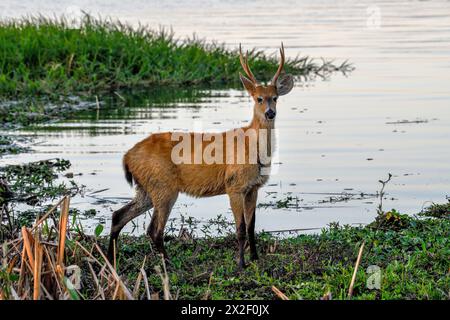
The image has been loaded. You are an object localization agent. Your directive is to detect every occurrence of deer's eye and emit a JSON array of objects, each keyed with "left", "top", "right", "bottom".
[
  {"left": 273, "top": 96, "right": 278, "bottom": 102},
  {"left": 257, "top": 96, "right": 263, "bottom": 104}
]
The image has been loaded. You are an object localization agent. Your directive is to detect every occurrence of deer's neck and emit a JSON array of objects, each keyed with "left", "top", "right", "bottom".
[{"left": 245, "top": 109, "right": 275, "bottom": 166}]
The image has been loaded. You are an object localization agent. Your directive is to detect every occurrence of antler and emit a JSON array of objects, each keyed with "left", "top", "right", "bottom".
[
  {"left": 271, "top": 42, "right": 285, "bottom": 85},
  {"left": 239, "top": 44, "right": 257, "bottom": 84}
]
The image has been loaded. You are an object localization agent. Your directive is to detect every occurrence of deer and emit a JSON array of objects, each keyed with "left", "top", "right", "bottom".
[{"left": 107, "top": 43, "right": 294, "bottom": 269}]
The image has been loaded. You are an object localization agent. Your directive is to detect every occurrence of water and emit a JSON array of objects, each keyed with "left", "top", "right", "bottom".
[{"left": 1, "top": 0, "right": 450, "bottom": 235}]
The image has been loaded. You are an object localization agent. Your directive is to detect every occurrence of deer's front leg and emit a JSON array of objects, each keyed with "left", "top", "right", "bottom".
[
  {"left": 244, "top": 187, "right": 258, "bottom": 261},
  {"left": 228, "top": 192, "right": 246, "bottom": 270}
]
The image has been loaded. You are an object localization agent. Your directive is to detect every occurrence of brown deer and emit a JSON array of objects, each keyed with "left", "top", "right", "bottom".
[{"left": 107, "top": 43, "right": 294, "bottom": 269}]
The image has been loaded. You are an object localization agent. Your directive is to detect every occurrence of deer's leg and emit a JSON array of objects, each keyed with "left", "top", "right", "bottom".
[
  {"left": 108, "top": 186, "right": 152, "bottom": 262},
  {"left": 147, "top": 190, "right": 178, "bottom": 261},
  {"left": 244, "top": 187, "right": 258, "bottom": 261},
  {"left": 228, "top": 192, "right": 246, "bottom": 270}
]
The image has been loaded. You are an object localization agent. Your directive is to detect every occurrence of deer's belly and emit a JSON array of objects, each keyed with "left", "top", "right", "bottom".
[
  {"left": 225, "top": 165, "right": 270, "bottom": 194},
  {"left": 177, "top": 163, "right": 270, "bottom": 197},
  {"left": 178, "top": 163, "right": 227, "bottom": 197}
]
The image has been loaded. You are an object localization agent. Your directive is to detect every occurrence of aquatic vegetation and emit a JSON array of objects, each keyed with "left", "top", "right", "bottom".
[
  {"left": 0, "top": 14, "right": 353, "bottom": 157},
  {"left": 0, "top": 14, "right": 353, "bottom": 98},
  {"left": 0, "top": 158, "right": 85, "bottom": 241},
  {"left": 0, "top": 87, "right": 210, "bottom": 128},
  {"left": 0, "top": 8, "right": 446, "bottom": 302},
  {"left": 0, "top": 136, "right": 28, "bottom": 156},
  {"left": 419, "top": 200, "right": 450, "bottom": 219},
  {"left": 0, "top": 97, "right": 97, "bottom": 128},
  {"left": 258, "top": 195, "right": 301, "bottom": 209},
  {"left": 0, "top": 158, "right": 83, "bottom": 205}
]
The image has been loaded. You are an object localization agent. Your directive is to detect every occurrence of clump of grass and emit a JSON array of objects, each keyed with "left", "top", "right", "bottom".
[
  {"left": 419, "top": 200, "right": 450, "bottom": 219},
  {"left": 369, "top": 209, "right": 412, "bottom": 231},
  {"left": 0, "top": 14, "right": 353, "bottom": 98}
]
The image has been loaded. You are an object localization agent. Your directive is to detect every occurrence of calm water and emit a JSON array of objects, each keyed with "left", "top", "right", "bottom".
[{"left": 1, "top": 0, "right": 450, "bottom": 235}]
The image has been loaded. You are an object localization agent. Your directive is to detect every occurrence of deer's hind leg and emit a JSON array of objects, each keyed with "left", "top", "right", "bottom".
[
  {"left": 146, "top": 187, "right": 179, "bottom": 260},
  {"left": 108, "top": 185, "right": 152, "bottom": 261}
]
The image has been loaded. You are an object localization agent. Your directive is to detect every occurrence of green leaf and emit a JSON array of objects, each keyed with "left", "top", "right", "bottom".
[
  {"left": 63, "top": 277, "right": 80, "bottom": 300},
  {"left": 9, "top": 273, "right": 19, "bottom": 281},
  {"left": 94, "top": 223, "right": 104, "bottom": 238}
]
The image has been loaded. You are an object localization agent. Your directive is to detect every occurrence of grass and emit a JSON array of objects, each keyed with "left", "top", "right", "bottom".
[
  {"left": 109, "top": 211, "right": 449, "bottom": 300},
  {"left": 1, "top": 194, "right": 449, "bottom": 300},
  {"left": 0, "top": 14, "right": 353, "bottom": 99}
]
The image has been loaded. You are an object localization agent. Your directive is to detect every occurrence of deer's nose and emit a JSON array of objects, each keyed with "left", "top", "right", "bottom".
[{"left": 265, "top": 109, "right": 276, "bottom": 120}]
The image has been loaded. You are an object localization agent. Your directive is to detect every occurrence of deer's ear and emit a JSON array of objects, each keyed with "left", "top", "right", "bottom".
[
  {"left": 239, "top": 73, "right": 256, "bottom": 95},
  {"left": 276, "top": 74, "right": 294, "bottom": 96}
]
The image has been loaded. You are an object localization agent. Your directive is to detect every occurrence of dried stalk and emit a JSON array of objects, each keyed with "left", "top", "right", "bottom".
[
  {"left": 348, "top": 241, "right": 365, "bottom": 299},
  {"left": 21, "top": 227, "right": 34, "bottom": 267},
  {"left": 155, "top": 255, "right": 172, "bottom": 300},
  {"left": 133, "top": 256, "right": 146, "bottom": 299},
  {"left": 141, "top": 268, "right": 151, "bottom": 300},
  {"left": 272, "top": 286, "right": 289, "bottom": 300},
  {"left": 31, "top": 196, "right": 66, "bottom": 232},
  {"left": 33, "top": 239, "right": 43, "bottom": 300},
  {"left": 57, "top": 196, "right": 70, "bottom": 270},
  {"left": 87, "top": 262, "right": 104, "bottom": 300},
  {"left": 94, "top": 243, "right": 133, "bottom": 300}
]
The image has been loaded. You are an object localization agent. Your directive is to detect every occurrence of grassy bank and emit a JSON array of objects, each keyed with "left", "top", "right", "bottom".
[
  {"left": 1, "top": 196, "right": 449, "bottom": 300},
  {"left": 0, "top": 15, "right": 352, "bottom": 99},
  {"left": 109, "top": 207, "right": 450, "bottom": 300},
  {"left": 0, "top": 14, "right": 353, "bottom": 157}
]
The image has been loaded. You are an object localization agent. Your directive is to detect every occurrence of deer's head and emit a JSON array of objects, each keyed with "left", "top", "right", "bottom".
[{"left": 239, "top": 43, "right": 294, "bottom": 122}]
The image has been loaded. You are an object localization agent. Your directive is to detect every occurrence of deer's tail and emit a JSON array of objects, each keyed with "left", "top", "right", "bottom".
[{"left": 123, "top": 155, "right": 133, "bottom": 187}]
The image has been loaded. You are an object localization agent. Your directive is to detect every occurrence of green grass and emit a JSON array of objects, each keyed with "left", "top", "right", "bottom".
[
  {"left": 87, "top": 209, "right": 449, "bottom": 300},
  {"left": 0, "top": 14, "right": 352, "bottom": 99}
]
